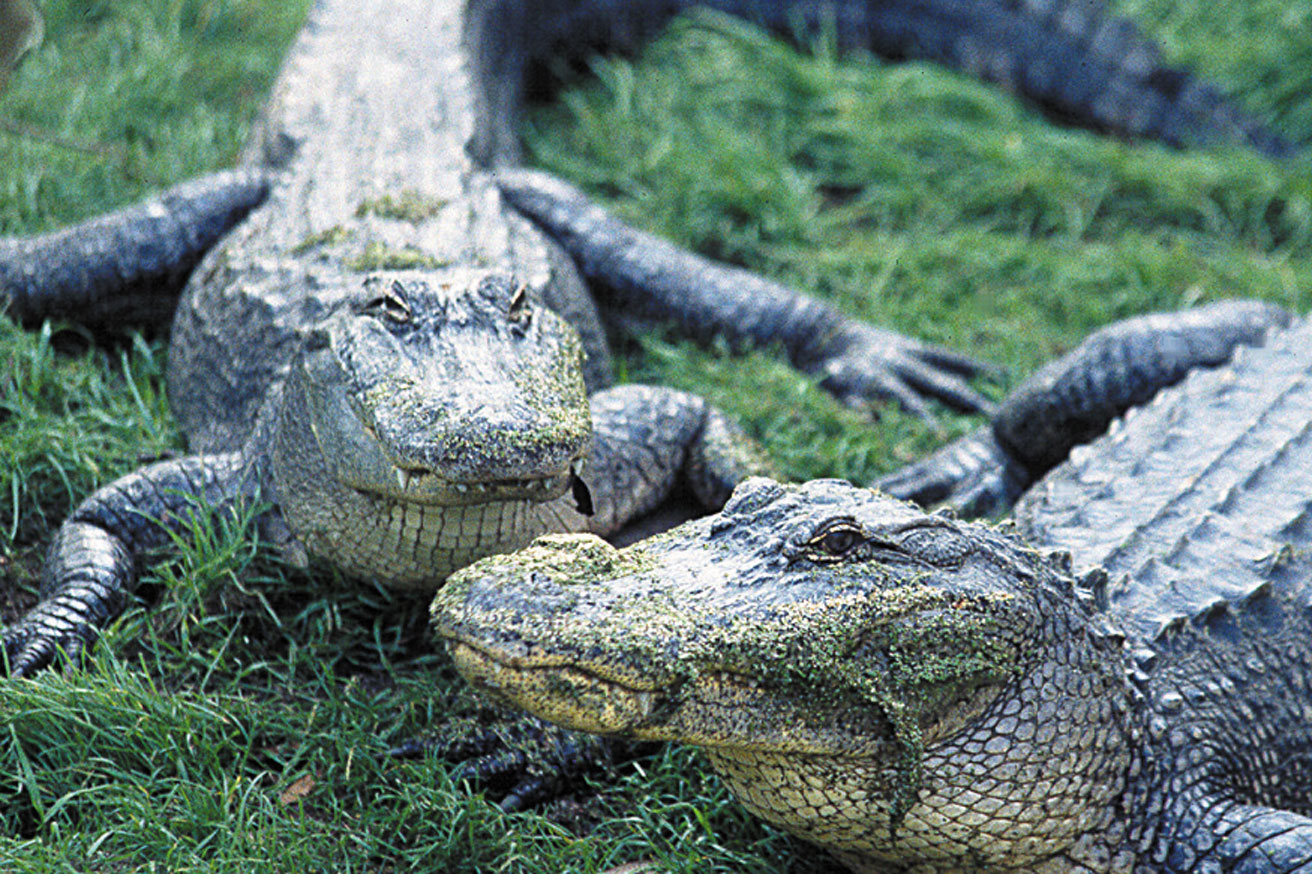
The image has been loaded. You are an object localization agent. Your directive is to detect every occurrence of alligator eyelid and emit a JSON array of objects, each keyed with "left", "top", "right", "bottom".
[{"left": 885, "top": 518, "right": 957, "bottom": 536}]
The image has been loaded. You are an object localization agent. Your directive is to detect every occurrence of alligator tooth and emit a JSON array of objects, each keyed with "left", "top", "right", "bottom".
[
  {"left": 455, "top": 483, "right": 469, "bottom": 494},
  {"left": 634, "top": 691, "right": 653, "bottom": 718},
  {"left": 571, "top": 458, "right": 586, "bottom": 477},
  {"left": 395, "top": 468, "right": 411, "bottom": 491}
]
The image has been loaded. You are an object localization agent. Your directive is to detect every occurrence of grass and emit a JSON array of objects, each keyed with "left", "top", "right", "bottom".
[{"left": 1, "top": 0, "right": 1310, "bottom": 871}]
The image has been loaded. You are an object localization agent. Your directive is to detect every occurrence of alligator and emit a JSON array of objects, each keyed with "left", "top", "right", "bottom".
[
  {"left": 0, "top": 0, "right": 1288, "bottom": 678},
  {"left": 434, "top": 302, "right": 1312, "bottom": 872}
]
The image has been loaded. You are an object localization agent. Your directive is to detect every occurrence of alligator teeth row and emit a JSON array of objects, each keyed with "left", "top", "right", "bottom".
[{"left": 391, "top": 463, "right": 586, "bottom": 494}]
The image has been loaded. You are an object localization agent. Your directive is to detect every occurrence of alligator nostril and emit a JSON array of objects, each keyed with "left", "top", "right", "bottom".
[{"left": 517, "top": 570, "right": 578, "bottom": 613}]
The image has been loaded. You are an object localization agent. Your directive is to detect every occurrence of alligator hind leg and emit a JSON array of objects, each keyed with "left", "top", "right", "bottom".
[
  {"left": 499, "top": 168, "right": 995, "bottom": 423},
  {"left": 2, "top": 452, "right": 255, "bottom": 676},
  {"left": 0, "top": 169, "right": 268, "bottom": 333},
  {"left": 877, "top": 299, "right": 1294, "bottom": 515}
]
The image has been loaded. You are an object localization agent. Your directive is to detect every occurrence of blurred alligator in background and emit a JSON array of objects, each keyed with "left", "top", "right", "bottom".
[
  {"left": 0, "top": 0, "right": 1289, "bottom": 677},
  {"left": 435, "top": 300, "right": 1312, "bottom": 872}
]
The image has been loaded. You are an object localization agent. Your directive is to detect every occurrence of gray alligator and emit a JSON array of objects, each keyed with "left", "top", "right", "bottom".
[
  {"left": 434, "top": 302, "right": 1312, "bottom": 872},
  {"left": 0, "top": 0, "right": 1287, "bottom": 677}
]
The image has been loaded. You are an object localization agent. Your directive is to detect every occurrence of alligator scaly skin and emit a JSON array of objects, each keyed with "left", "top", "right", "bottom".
[{"left": 1016, "top": 314, "right": 1312, "bottom": 642}]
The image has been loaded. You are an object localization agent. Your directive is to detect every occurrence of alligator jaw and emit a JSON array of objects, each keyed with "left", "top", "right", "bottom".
[
  {"left": 441, "top": 634, "right": 900, "bottom": 756},
  {"left": 444, "top": 639, "right": 662, "bottom": 735},
  {"left": 359, "top": 456, "right": 589, "bottom": 506}
]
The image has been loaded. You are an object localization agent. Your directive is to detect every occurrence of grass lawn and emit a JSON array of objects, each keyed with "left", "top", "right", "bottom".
[{"left": 2, "top": 0, "right": 1310, "bottom": 870}]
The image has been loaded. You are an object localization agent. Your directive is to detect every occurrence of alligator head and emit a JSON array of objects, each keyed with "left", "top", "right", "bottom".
[
  {"left": 433, "top": 477, "right": 1138, "bottom": 871},
  {"left": 269, "top": 270, "right": 594, "bottom": 588}
]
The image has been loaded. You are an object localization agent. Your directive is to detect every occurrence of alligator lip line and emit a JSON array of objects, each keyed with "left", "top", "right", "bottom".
[
  {"left": 445, "top": 637, "right": 666, "bottom": 734},
  {"left": 444, "top": 636, "right": 666, "bottom": 694},
  {"left": 359, "top": 456, "right": 589, "bottom": 505},
  {"left": 446, "top": 637, "right": 886, "bottom": 753}
]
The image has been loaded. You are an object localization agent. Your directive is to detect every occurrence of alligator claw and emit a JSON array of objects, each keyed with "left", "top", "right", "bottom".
[
  {"left": 874, "top": 426, "right": 1028, "bottom": 516},
  {"left": 2, "top": 605, "right": 96, "bottom": 677},
  {"left": 392, "top": 710, "right": 641, "bottom": 809},
  {"left": 819, "top": 325, "right": 999, "bottom": 425}
]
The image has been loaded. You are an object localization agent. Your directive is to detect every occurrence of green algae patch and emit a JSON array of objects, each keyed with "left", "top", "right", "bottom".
[
  {"left": 478, "top": 533, "right": 650, "bottom": 587},
  {"left": 347, "top": 241, "right": 449, "bottom": 271},
  {"left": 687, "top": 584, "right": 1025, "bottom": 833},
  {"left": 354, "top": 190, "right": 448, "bottom": 222},
  {"left": 292, "top": 224, "right": 352, "bottom": 253}
]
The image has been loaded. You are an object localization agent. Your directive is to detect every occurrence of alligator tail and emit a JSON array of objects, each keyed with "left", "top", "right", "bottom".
[
  {"left": 470, "top": 0, "right": 1290, "bottom": 159},
  {"left": 884, "top": 0, "right": 1291, "bottom": 155},
  {"left": 0, "top": 168, "right": 270, "bottom": 333}
]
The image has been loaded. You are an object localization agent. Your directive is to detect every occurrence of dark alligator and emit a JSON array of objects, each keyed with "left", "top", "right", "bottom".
[
  {"left": 434, "top": 304, "right": 1312, "bottom": 872},
  {"left": 0, "top": 0, "right": 1287, "bottom": 677}
]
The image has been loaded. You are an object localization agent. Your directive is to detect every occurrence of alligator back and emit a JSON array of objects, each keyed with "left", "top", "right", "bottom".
[
  {"left": 1015, "top": 316, "right": 1312, "bottom": 643},
  {"left": 167, "top": 0, "right": 602, "bottom": 455}
]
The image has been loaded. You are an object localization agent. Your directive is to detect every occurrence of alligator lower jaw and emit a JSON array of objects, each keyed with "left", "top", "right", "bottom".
[{"left": 445, "top": 640, "right": 662, "bottom": 735}]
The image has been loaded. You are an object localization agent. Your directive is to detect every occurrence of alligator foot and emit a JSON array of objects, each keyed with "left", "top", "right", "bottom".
[
  {"left": 391, "top": 710, "right": 648, "bottom": 811},
  {"left": 879, "top": 299, "right": 1294, "bottom": 514},
  {"left": 875, "top": 426, "right": 1028, "bottom": 516},
  {"left": 2, "top": 598, "right": 100, "bottom": 677}
]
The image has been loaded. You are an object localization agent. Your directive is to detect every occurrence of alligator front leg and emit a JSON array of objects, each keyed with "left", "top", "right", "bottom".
[
  {"left": 877, "top": 299, "right": 1294, "bottom": 515},
  {"left": 499, "top": 168, "right": 993, "bottom": 423},
  {"left": 2, "top": 452, "right": 255, "bottom": 676},
  {"left": 0, "top": 169, "right": 268, "bottom": 333},
  {"left": 583, "top": 383, "right": 775, "bottom": 537}
]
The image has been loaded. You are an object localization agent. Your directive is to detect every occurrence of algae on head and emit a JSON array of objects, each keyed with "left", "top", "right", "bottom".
[
  {"left": 354, "top": 189, "right": 448, "bottom": 223},
  {"left": 293, "top": 224, "right": 353, "bottom": 254},
  {"left": 436, "top": 512, "right": 1028, "bottom": 834},
  {"left": 347, "top": 241, "right": 449, "bottom": 271}
]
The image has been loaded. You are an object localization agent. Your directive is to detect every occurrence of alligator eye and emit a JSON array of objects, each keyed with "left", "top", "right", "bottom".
[
  {"left": 808, "top": 520, "right": 864, "bottom": 559},
  {"left": 363, "top": 282, "right": 412, "bottom": 323}
]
